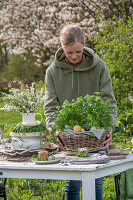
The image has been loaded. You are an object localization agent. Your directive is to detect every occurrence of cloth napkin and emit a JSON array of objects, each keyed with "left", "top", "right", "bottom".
[
  {"left": 89, "top": 127, "right": 105, "bottom": 139},
  {"left": 120, "top": 168, "right": 133, "bottom": 200},
  {"left": 60, "top": 154, "right": 110, "bottom": 165},
  {"left": 65, "top": 127, "right": 105, "bottom": 139}
]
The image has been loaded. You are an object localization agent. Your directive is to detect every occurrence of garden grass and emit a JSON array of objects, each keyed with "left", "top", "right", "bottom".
[{"left": 0, "top": 100, "right": 22, "bottom": 136}]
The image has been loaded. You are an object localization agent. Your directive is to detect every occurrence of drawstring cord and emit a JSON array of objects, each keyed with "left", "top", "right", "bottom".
[
  {"left": 71, "top": 68, "right": 80, "bottom": 96},
  {"left": 77, "top": 71, "right": 80, "bottom": 96},
  {"left": 72, "top": 68, "right": 73, "bottom": 89}
]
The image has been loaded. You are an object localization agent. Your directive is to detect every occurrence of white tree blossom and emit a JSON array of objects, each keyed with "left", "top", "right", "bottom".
[{"left": 0, "top": 0, "right": 132, "bottom": 67}]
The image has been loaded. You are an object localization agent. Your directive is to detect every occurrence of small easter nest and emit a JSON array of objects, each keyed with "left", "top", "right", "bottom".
[
  {"left": 58, "top": 130, "right": 108, "bottom": 152},
  {"left": 0, "top": 148, "right": 39, "bottom": 161}
]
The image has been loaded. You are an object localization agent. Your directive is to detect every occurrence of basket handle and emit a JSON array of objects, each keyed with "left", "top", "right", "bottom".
[{"left": 56, "top": 131, "right": 65, "bottom": 151}]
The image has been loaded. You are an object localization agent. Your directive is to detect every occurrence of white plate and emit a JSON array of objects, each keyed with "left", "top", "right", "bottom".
[
  {"left": 43, "top": 142, "right": 58, "bottom": 152},
  {"left": 35, "top": 158, "right": 61, "bottom": 165},
  {"left": 64, "top": 151, "right": 75, "bottom": 156},
  {"left": 22, "top": 120, "right": 41, "bottom": 126}
]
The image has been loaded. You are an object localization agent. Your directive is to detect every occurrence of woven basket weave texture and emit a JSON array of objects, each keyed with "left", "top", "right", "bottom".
[{"left": 59, "top": 131, "right": 108, "bottom": 152}]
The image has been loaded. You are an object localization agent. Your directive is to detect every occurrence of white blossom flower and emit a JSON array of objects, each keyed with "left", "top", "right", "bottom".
[{"left": 1, "top": 83, "right": 45, "bottom": 113}]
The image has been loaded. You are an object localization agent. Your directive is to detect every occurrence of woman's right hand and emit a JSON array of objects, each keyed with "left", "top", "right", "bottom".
[{"left": 56, "top": 131, "right": 65, "bottom": 151}]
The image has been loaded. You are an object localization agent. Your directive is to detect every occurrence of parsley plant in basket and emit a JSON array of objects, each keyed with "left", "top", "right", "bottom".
[{"left": 54, "top": 92, "right": 114, "bottom": 132}]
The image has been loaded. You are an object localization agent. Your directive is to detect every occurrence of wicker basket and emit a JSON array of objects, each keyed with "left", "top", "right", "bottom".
[{"left": 59, "top": 130, "right": 108, "bottom": 152}]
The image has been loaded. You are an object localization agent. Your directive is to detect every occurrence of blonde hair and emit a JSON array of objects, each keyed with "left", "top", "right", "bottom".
[{"left": 60, "top": 24, "right": 85, "bottom": 48}]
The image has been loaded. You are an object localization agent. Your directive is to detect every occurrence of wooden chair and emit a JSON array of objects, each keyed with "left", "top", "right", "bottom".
[
  {"left": 114, "top": 174, "right": 121, "bottom": 200},
  {"left": 0, "top": 178, "right": 7, "bottom": 200}
]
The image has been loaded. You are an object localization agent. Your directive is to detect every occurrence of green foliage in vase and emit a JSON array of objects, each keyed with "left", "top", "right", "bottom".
[
  {"left": 54, "top": 93, "right": 114, "bottom": 131},
  {"left": 11, "top": 123, "right": 46, "bottom": 133}
]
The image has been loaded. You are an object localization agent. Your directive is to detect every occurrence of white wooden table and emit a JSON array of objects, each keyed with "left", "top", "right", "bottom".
[{"left": 0, "top": 154, "right": 133, "bottom": 200}]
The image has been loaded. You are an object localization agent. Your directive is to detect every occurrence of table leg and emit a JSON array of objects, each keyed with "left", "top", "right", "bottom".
[{"left": 82, "top": 172, "right": 96, "bottom": 200}]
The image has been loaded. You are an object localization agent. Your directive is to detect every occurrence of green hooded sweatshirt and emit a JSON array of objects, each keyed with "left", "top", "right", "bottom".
[{"left": 44, "top": 47, "right": 117, "bottom": 130}]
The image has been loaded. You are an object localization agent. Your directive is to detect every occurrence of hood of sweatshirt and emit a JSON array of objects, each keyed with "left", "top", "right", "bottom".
[
  {"left": 54, "top": 47, "right": 100, "bottom": 95},
  {"left": 54, "top": 46, "right": 100, "bottom": 71}
]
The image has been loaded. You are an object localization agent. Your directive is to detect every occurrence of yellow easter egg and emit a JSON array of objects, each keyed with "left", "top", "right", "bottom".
[{"left": 73, "top": 125, "right": 82, "bottom": 132}]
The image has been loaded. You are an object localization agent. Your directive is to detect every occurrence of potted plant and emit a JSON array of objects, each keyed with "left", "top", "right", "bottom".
[
  {"left": 1, "top": 82, "right": 46, "bottom": 149},
  {"left": 1, "top": 82, "right": 45, "bottom": 124},
  {"left": 55, "top": 92, "right": 115, "bottom": 151},
  {"left": 10, "top": 122, "right": 47, "bottom": 149},
  {"left": 55, "top": 92, "right": 114, "bottom": 131}
]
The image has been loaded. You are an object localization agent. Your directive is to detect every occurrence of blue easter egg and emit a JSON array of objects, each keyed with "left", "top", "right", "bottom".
[
  {"left": 83, "top": 124, "right": 88, "bottom": 131},
  {"left": 64, "top": 125, "right": 71, "bottom": 130}
]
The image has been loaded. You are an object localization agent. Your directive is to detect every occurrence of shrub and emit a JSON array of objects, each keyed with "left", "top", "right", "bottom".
[
  {"left": 119, "top": 109, "right": 133, "bottom": 136},
  {"left": 92, "top": 18, "right": 133, "bottom": 113}
]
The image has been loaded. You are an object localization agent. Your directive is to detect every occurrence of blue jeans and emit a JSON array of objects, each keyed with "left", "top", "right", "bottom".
[
  {"left": 65, "top": 149, "right": 106, "bottom": 200},
  {"left": 65, "top": 178, "right": 103, "bottom": 200}
]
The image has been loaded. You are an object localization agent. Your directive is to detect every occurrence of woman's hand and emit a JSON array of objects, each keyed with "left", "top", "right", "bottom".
[
  {"left": 56, "top": 131, "right": 65, "bottom": 151},
  {"left": 103, "top": 131, "right": 112, "bottom": 149}
]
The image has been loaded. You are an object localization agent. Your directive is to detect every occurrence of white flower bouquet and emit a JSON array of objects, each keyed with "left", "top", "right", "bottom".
[{"left": 1, "top": 82, "right": 45, "bottom": 113}]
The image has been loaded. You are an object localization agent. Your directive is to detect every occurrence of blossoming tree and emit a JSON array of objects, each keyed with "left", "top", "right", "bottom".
[{"left": 0, "top": 0, "right": 132, "bottom": 67}]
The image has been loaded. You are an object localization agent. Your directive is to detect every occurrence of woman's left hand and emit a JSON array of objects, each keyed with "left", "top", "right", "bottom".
[{"left": 103, "top": 131, "right": 112, "bottom": 148}]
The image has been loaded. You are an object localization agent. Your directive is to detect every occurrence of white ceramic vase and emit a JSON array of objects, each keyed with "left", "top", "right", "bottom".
[
  {"left": 21, "top": 113, "right": 42, "bottom": 125},
  {"left": 10, "top": 113, "right": 44, "bottom": 149}
]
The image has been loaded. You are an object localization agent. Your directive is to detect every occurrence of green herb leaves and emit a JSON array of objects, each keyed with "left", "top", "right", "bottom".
[{"left": 55, "top": 93, "right": 114, "bottom": 131}]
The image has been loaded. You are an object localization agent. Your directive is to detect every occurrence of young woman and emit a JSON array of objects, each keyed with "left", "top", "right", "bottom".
[{"left": 44, "top": 24, "right": 117, "bottom": 200}]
